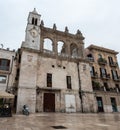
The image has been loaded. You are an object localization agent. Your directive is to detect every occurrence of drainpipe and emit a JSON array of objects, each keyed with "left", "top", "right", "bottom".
[
  {"left": 77, "top": 62, "right": 83, "bottom": 113},
  {"left": 6, "top": 56, "right": 14, "bottom": 92}
]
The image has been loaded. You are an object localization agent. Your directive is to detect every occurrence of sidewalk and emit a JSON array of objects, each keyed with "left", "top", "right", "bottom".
[{"left": 0, "top": 113, "right": 120, "bottom": 130}]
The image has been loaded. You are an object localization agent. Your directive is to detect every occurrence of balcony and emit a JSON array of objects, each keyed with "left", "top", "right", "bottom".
[
  {"left": 105, "top": 87, "right": 117, "bottom": 93},
  {"left": 87, "top": 57, "right": 94, "bottom": 62},
  {"left": 92, "top": 81, "right": 104, "bottom": 91},
  {"left": 109, "top": 62, "right": 118, "bottom": 67},
  {"left": 98, "top": 58, "right": 107, "bottom": 65},
  {"left": 91, "top": 72, "right": 98, "bottom": 79},
  {"left": 101, "top": 74, "right": 110, "bottom": 80},
  {"left": 93, "top": 86, "right": 104, "bottom": 91}
]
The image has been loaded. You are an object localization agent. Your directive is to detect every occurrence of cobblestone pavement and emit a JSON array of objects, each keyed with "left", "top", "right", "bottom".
[{"left": 0, "top": 113, "right": 120, "bottom": 130}]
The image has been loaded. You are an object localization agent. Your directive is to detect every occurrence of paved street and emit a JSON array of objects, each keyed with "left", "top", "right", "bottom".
[{"left": 0, "top": 113, "right": 120, "bottom": 130}]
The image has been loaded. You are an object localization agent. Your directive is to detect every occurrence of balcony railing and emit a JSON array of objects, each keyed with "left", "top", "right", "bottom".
[
  {"left": 98, "top": 58, "right": 107, "bottom": 65},
  {"left": 91, "top": 72, "right": 98, "bottom": 78},
  {"left": 87, "top": 57, "right": 94, "bottom": 62},
  {"left": 0, "top": 66, "right": 9, "bottom": 71},
  {"left": 101, "top": 74, "right": 110, "bottom": 80},
  {"left": 109, "top": 62, "right": 118, "bottom": 67},
  {"left": 105, "top": 87, "right": 117, "bottom": 92},
  {"left": 93, "top": 86, "right": 104, "bottom": 91}
]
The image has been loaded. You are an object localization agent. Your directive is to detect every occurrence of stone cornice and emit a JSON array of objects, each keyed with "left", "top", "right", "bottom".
[
  {"left": 87, "top": 44, "right": 118, "bottom": 55},
  {"left": 40, "top": 26, "right": 85, "bottom": 41},
  {"left": 21, "top": 47, "right": 88, "bottom": 63}
]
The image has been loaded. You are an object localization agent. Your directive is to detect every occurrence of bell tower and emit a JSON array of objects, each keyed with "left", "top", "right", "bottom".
[{"left": 22, "top": 8, "right": 41, "bottom": 50}]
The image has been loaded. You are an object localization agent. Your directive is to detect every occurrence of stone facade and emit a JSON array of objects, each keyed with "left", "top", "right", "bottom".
[
  {"left": 0, "top": 48, "right": 16, "bottom": 109},
  {"left": 1, "top": 9, "right": 120, "bottom": 114},
  {"left": 0, "top": 48, "right": 16, "bottom": 92},
  {"left": 16, "top": 9, "right": 97, "bottom": 113},
  {"left": 85, "top": 44, "right": 120, "bottom": 112}
]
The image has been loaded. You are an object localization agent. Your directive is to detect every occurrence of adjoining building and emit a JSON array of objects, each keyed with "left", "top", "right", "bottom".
[
  {"left": 0, "top": 48, "right": 16, "bottom": 108},
  {"left": 85, "top": 45, "right": 120, "bottom": 112}
]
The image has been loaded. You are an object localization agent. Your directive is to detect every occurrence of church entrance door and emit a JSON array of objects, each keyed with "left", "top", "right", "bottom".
[{"left": 44, "top": 93, "right": 55, "bottom": 112}]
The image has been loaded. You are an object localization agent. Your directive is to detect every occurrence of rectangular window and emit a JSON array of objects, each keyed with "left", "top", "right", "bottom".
[
  {"left": 115, "top": 84, "right": 120, "bottom": 92},
  {"left": 111, "top": 70, "right": 118, "bottom": 80},
  {"left": 66, "top": 76, "right": 72, "bottom": 89},
  {"left": 0, "top": 75, "right": 7, "bottom": 83},
  {"left": 0, "top": 98, "right": 3, "bottom": 106},
  {"left": 110, "top": 97, "right": 118, "bottom": 112},
  {"left": 0, "top": 59, "right": 10, "bottom": 71},
  {"left": 47, "top": 73, "right": 52, "bottom": 87},
  {"left": 90, "top": 66, "right": 95, "bottom": 76},
  {"left": 108, "top": 56, "right": 113, "bottom": 64},
  {"left": 100, "top": 68, "right": 107, "bottom": 77}
]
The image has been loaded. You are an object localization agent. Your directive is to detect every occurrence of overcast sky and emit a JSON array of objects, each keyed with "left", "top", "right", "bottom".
[{"left": 0, "top": 0, "right": 120, "bottom": 62}]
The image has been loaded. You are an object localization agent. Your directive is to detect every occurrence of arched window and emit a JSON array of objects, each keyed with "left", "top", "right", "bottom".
[
  {"left": 70, "top": 43, "right": 78, "bottom": 57},
  {"left": 57, "top": 41, "right": 65, "bottom": 55},
  {"left": 32, "top": 17, "right": 37, "bottom": 26},
  {"left": 32, "top": 18, "right": 34, "bottom": 25},
  {"left": 43, "top": 38, "right": 53, "bottom": 53},
  {"left": 35, "top": 18, "right": 37, "bottom": 25},
  {"left": 87, "top": 54, "right": 94, "bottom": 61},
  {"left": 98, "top": 54, "right": 102, "bottom": 59}
]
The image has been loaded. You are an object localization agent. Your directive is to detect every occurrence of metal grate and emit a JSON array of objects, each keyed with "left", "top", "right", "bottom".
[{"left": 51, "top": 125, "right": 67, "bottom": 129}]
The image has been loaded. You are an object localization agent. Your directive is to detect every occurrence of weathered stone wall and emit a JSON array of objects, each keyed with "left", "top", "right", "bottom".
[
  {"left": 17, "top": 51, "right": 38, "bottom": 113},
  {"left": 0, "top": 49, "right": 16, "bottom": 91},
  {"left": 79, "top": 62, "right": 97, "bottom": 112},
  {"left": 37, "top": 56, "right": 79, "bottom": 90},
  {"left": 95, "top": 92, "right": 120, "bottom": 112}
]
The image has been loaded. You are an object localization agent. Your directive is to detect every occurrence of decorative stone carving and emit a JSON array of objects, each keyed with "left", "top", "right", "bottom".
[
  {"left": 53, "top": 23, "right": 57, "bottom": 30},
  {"left": 76, "top": 29, "right": 82, "bottom": 35},
  {"left": 65, "top": 26, "right": 69, "bottom": 33}
]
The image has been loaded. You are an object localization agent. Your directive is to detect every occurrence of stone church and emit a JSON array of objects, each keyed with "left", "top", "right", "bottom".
[{"left": 16, "top": 9, "right": 97, "bottom": 113}]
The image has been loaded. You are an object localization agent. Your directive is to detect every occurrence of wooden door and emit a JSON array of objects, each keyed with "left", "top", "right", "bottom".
[{"left": 44, "top": 93, "right": 55, "bottom": 112}]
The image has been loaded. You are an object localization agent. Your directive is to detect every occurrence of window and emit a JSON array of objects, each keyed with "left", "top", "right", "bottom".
[
  {"left": 100, "top": 68, "right": 107, "bottom": 77},
  {"left": 115, "top": 84, "right": 120, "bottom": 92},
  {"left": 43, "top": 38, "right": 53, "bottom": 52},
  {"left": 111, "top": 70, "right": 118, "bottom": 80},
  {"left": 108, "top": 56, "right": 113, "bottom": 64},
  {"left": 32, "top": 18, "right": 34, "bottom": 24},
  {"left": 87, "top": 54, "right": 94, "bottom": 62},
  {"left": 32, "top": 18, "right": 37, "bottom": 25},
  {"left": 47, "top": 73, "right": 52, "bottom": 87},
  {"left": 0, "top": 59, "right": 10, "bottom": 71},
  {"left": 35, "top": 18, "right": 37, "bottom": 25},
  {"left": 90, "top": 66, "right": 95, "bottom": 76},
  {"left": 98, "top": 54, "right": 102, "bottom": 59},
  {"left": 66, "top": 76, "right": 72, "bottom": 89},
  {"left": 0, "top": 75, "right": 7, "bottom": 83},
  {"left": 70, "top": 43, "right": 78, "bottom": 57},
  {"left": 0, "top": 98, "right": 3, "bottom": 105},
  {"left": 57, "top": 41, "right": 65, "bottom": 55}
]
